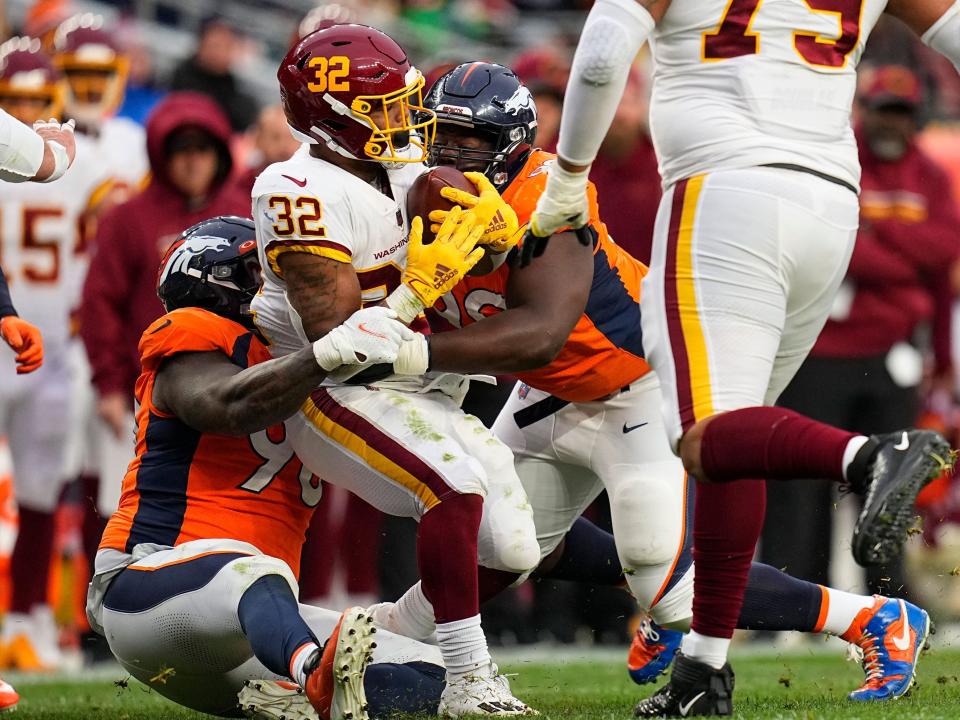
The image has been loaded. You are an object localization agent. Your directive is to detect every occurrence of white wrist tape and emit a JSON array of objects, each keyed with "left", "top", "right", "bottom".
[
  {"left": 394, "top": 334, "right": 429, "bottom": 376},
  {"left": 385, "top": 283, "right": 425, "bottom": 325},
  {"left": 39, "top": 140, "right": 70, "bottom": 183},
  {"left": 923, "top": 1, "right": 960, "bottom": 70},
  {"left": 557, "top": 0, "right": 655, "bottom": 166},
  {"left": 312, "top": 333, "right": 343, "bottom": 371}
]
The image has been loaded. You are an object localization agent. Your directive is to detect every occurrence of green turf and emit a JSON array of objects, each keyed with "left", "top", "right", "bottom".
[{"left": 9, "top": 649, "right": 960, "bottom": 719}]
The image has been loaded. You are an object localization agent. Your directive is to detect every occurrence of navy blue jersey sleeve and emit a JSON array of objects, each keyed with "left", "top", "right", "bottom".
[{"left": 0, "top": 266, "right": 17, "bottom": 318}]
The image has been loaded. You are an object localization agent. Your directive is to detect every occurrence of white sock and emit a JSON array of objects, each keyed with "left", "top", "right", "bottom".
[
  {"left": 680, "top": 630, "right": 730, "bottom": 670},
  {"left": 389, "top": 582, "right": 437, "bottom": 640},
  {"left": 290, "top": 642, "right": 320, "bottom": 687},
  {"left": 842, "top": 436, "right": 870, "bottom": 481},
  {"left": 435, "top": 615, "right": 491, "bottom": 681},
  {"left": 818, "top": 586, "right": 877, "bottom": 637}
]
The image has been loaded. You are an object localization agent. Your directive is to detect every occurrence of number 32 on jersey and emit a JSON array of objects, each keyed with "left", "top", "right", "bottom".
[{"left": 702, "top": 0, "right": 865, "bottom": 68}]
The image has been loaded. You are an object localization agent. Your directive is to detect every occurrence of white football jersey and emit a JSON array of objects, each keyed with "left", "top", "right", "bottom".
[
  {"left": 93, "top": 116, "right": 149, "bottom": 187},
  {"left": 0, "top": 132, "right": 110, "bottom": 351},
  {"left": 649, "top": 0, "right": 888, "bottom": 189},
  {"left": 251, "top": 144, "right": 428, "bottom": 379}
]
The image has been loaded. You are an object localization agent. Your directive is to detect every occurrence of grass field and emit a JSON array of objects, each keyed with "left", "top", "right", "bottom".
[{"left": 8, "top": 645, "right": 960, "bottom": 720}]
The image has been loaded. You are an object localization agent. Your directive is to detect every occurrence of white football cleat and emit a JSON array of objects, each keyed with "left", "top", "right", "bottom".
[
  {"left": 238, "top": 679, "right": 318, "bottom": 720},
  {"left": 438, "top": 664, "right": 538, "bottom": 717}
]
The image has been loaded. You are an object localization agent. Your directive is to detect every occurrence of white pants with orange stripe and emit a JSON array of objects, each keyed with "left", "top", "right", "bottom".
[
  {"left": 288, "top": 384, "right": 540, "bottom": 574},
  {"left": 94, "top": 539, "right": 443, "bottom": 717},
  {"left": 492, "top": 373, "right": 694, "bottom": 625},
  {"left": 642, "top": 167, "right": 859, "bottom": 450}
]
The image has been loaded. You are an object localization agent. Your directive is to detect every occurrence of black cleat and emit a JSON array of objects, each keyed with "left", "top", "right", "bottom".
[
  {"left": 851, "top": 429, "right": 952, "bottom": 567},
  {"left": 634, "top": 652, "right": 734, "bottom": 717}
]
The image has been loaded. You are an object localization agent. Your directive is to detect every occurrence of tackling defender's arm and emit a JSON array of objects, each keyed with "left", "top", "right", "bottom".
[
  {"left": 154, "top": 346, "right": 328, "bottom": 436},
  {"left": 152, "top": 306, "right": 413, "bottom": 437},
  {"left": 422, "top": 231, "right": 594, "bottom": 374}
]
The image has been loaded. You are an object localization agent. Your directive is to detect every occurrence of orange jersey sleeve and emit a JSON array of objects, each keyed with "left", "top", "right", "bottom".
[
  {"left": 432, "top": 151, "right": 652, "bottom": 402},
  {"left": 100, "top": 308, "right": 318, "bottom": 578}
]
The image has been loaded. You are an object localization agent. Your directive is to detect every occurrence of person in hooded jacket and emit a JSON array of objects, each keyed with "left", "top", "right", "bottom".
[{"left": 80, "top": 92, "right": 249, "bottom": 447}]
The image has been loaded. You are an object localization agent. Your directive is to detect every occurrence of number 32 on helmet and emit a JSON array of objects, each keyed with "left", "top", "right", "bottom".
[{"left": 278, "top": 24, "right": 436, "bottom": 166}]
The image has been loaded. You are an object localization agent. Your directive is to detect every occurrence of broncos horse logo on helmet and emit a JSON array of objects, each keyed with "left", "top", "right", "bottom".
[
  {"left": 423, "top": 62, "right": 537, "bottom": 189},
  {"left": 157, "top": 217, "right": 262, "bottom": 329}
]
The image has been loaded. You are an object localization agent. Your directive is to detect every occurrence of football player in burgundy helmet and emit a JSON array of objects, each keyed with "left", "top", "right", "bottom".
[
  {"left": 278, "top": 23, "right": 436, "bottom": 168},
  {"left": 0, "top": 36, "right": 66, "bottom": 126},
  {"left": 51, "top": 13, "right": 128, "bottom": 131},
  {"left": 253, "top": 23, "right": 537, "bottom": 717},
  {"left": 51, "top": 14, "right": 147, "bottom": 185}
]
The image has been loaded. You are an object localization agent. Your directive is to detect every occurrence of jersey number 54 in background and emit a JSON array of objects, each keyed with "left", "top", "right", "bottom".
[
  {"left": 308, "top": 56, "right": 350, "bottom": 93},
  {"left": 702, "top": 0, "right": 865, "bottom": 68}
]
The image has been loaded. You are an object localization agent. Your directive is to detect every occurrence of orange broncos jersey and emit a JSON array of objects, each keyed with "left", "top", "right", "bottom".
[
  {"left": 430, "top": 150, "right": 652, "bottom": 402},
  {"left": 99, "top": 308, "right": 321, "bottom": 578}
]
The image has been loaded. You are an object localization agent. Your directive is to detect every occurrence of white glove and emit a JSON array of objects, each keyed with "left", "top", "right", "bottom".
[
  {"left": 33, "top": 118, "right": 76, "bottom": 183},
  {"left": 313, "top": 306, "right": 414, "bottom": 372},
  {"left": 527, "top": 162, "right": 591, "bottom": 238},
  {"left": 393, "top": 333, "right": 430, "bottom": 376}
]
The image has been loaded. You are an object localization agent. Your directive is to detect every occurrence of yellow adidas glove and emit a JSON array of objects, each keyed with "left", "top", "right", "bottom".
[
  {"left": 386, "top": 207, "right": 486, "bottom": 323},
  {"left": 430, "top": 171, "right": 520, "bottom": 253}
]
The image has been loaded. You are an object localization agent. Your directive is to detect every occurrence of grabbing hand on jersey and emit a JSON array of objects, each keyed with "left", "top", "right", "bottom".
[
  {"left": 430, "top": 171, "right": 521, "bottom": 253},
  {"left": 313, "top": 306, "right": 415, "bottom": 371},
  {"left": 0, "top": 316, "right": 43, "bottom": 374},
  {"left": 386, "top": 206, "right": 486, "bottom": 323}
]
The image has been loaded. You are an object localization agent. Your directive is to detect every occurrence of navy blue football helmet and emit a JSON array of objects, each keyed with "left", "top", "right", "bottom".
[
  {"left": 157, "top": 216, "right": 261, "bottom": 328},
  {"left": 423, "top": 62, "right": 537, "bottom": 189}
]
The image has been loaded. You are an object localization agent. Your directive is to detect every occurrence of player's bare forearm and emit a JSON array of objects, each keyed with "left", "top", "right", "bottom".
[
  {"left": 154, "top": 348, "right": 326, "bottom": 436},
  {"left": 277, "top": 252, "right": 361, "bottom": 341},
  {"left": 429, "top": 230, "right": 593, "bottom": 373},
  {"left": 429, "top": 305, "right": 568, "bottom": 373},
  {"left": 887, "top": 0, "right": 955, "bottom": 34}
]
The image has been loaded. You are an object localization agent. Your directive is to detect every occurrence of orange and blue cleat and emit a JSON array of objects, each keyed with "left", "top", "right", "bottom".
[
  {"left": 843, "top": 596, "right": 931, "bottom": 701},
  {"left": 627, "top": 617, "right": 683, "bottom": 685}
]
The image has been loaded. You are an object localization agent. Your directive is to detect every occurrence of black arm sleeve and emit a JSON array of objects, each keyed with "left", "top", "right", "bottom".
[{"left": 0, "top": 266, "right": 17, "bottom": 319}]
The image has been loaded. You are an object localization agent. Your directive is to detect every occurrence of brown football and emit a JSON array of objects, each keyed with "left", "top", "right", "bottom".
[{"left": 406, "top": 165, "right": 476, "bottom": 243}]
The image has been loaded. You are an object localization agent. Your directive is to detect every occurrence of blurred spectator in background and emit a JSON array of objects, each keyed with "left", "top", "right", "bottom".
[
  {"left": 761, "top": 66, "right": 960, "bottom": 600},
  {"left": 512, "top": 47, "right": 570, "bottom": 154},
  {"left": 80, "top": 92, "right": 248, "bottom": 449},
  {"left": 168, "top": 16, "right": 258, "bottom": 133},
  {"left": 22, "top": 0, "right": 71, "bottom": 50},
  {"left": 115, "top": 37, "right": 166, "bottom": 126},
  {"left": 525, "top": 81, "right": 562, "bottom": 152},
  {"left": 512, "top": 45, "right": 569, "bottom": 97},
  {"left": 588, "top": 67, "right": 660, "bottom": 265},
  {"left": 232, "top": 104, "right": 300, "bottom": 195}
]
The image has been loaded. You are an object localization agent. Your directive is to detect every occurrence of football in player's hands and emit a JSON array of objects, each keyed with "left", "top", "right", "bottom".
[
  {"left": 407, "top": 166, "right": 477, "bottom": 244},
  {"left": 407, "top": 166, "right": 497, "bottom": 275}
]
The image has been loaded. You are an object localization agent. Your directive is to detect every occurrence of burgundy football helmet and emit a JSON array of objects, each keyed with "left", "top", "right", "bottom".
[
  {"left": 52, "top": 13, "right": 128, "bottom": 126},
  {"left": 0, "top": 36, "right": 66, "bottom": 125},
  {"left": 278, "top": 24, "right": 435, "bottom": 165}
]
